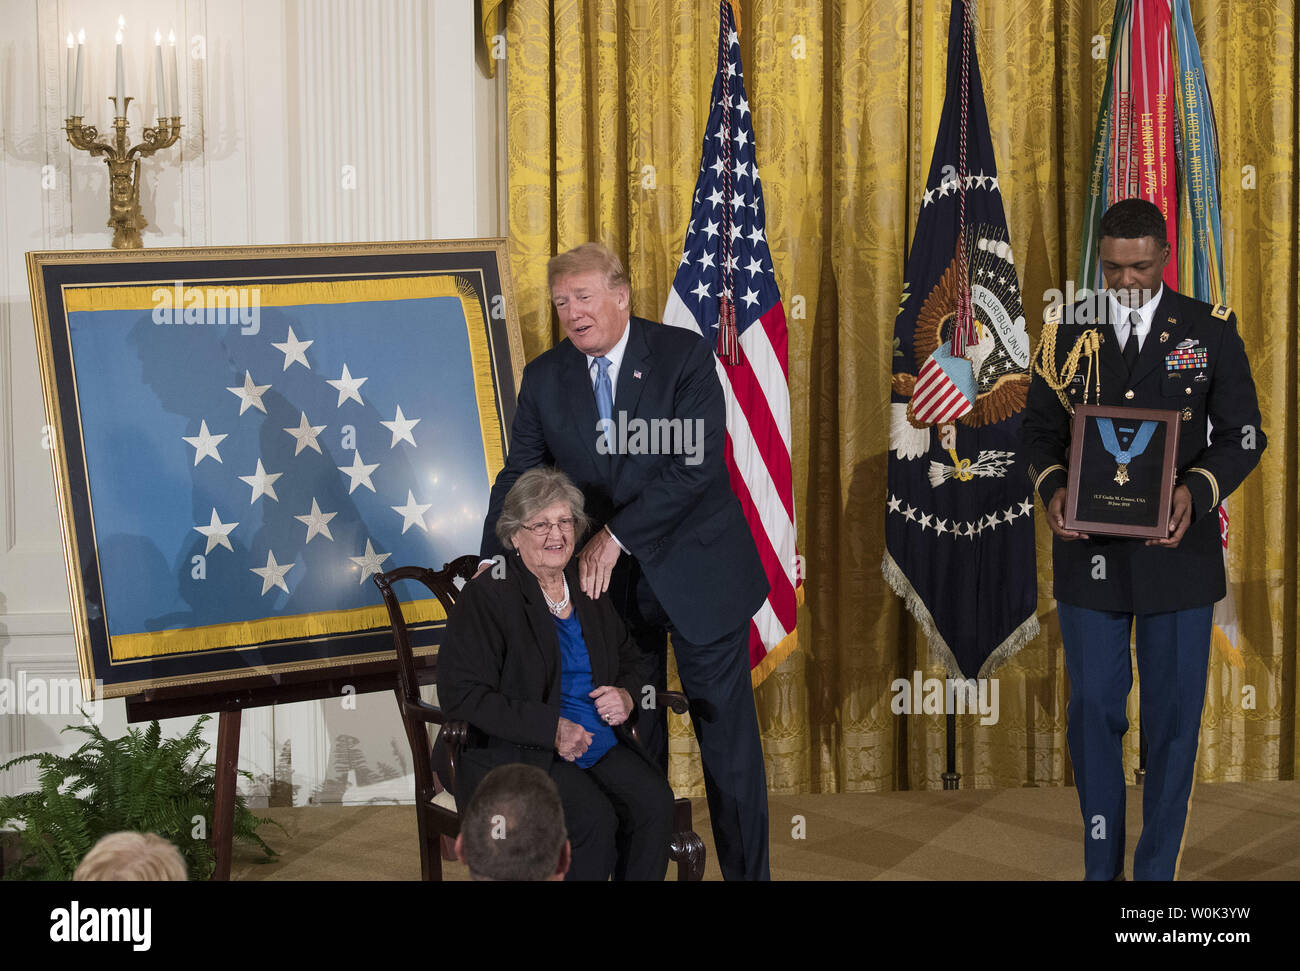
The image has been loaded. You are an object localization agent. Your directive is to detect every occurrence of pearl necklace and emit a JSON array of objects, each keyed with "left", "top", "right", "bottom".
[{"left": 542, "top": 576, "right": 570, "bottom": 616}]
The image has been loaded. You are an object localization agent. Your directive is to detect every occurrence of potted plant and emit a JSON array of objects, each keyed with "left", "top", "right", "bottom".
[{"left": 0, "top": 714, "right": 283, "bottom": 880}]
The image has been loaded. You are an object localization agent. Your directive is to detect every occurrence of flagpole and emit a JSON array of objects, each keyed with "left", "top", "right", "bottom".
[
  {"left": 942, "top": 712, "right": 960, "bottom": 790},
  {"left": 939, "top": 0, "right": 977, "bottom": 794}
]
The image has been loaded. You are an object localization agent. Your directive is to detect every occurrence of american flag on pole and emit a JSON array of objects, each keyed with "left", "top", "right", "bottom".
[{"left": 663, "top": 0, "right": 800, "bottom": 683}]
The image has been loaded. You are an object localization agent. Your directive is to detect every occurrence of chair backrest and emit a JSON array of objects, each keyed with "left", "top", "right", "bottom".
[
  {"left": 372, "top": 555, "right": 481, "bottom": 710},
  {"left": 373, "top": 556, "right": 480, "bottom": 806}
]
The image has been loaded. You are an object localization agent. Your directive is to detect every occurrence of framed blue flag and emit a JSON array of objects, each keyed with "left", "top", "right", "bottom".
[{"left": 28, "top": 240, "right": 524, "bottom": 700}]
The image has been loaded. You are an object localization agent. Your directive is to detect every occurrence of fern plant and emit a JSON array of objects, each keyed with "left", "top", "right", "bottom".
[{"left": 0, "top": 714, "right": 284, "bottom": 880}]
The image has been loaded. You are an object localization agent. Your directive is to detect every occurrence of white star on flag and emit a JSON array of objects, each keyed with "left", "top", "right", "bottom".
[
  {"left": 238, "top": 459, "right": 282, "bottom": 504},
  {"left": 338, "top": 450, "right": 379, "bottom": 494},
  {"left": 391, "top": 489, "right": 432, "bottom": 534},
  {"left": 227, "top": 371, "right": 271, "bottom": 415},
  {"left": 327, "top": 364, "right": 368, "bottom": 407},
  {"left": 193, "top": 508, "right": 238, "bottom": 553},
  {"left": 294, "top": 498, "right": 337, "bottom": 543},
  {"left": 284, "top": 411, "right": 327, "bottom": 455},
  {"left": 251, "top": 549, "right": 294, "bottom": 595},
  {"left": 182, "top": 420, "right": 227, "bottom": 466},
  {"left": 380, "top": 405, "right": 421, "bottom": 448},
  {"left": 349, "top": 538, "right": 390, "bottom": 584},
  {"left": 271, "top": 327, "right": 313, "bottom": 371}
]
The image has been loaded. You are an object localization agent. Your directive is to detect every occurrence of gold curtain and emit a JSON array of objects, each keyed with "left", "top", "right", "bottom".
[{"left": 488, "top": 0, "right": 1299, "bottom": 796}]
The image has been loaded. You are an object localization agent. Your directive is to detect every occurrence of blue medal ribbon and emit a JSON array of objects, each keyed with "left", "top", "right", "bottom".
[{"left": 1096, "top": 418, "right": 1157, "bottom": 466}]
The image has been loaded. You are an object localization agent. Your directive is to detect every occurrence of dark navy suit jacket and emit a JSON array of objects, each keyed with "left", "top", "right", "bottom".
[{"left": 480, "top": 316, "right": 768, "bottom": 645}]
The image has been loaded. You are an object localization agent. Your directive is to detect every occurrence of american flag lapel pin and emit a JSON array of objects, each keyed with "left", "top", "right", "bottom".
[{"left": 633, "top": 369, "right": 642, "bottom": 379}]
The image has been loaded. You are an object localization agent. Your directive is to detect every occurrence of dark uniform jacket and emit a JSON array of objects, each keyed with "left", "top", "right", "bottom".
[
  {"left": 1021, "top": 288, "right": 1265, "bottom": 613},
  {"left": 479, "top": 316, "right": 769, "bottom": 645},
  {"left": 436, "top": 553, "right": 658, "bottom": 811}
]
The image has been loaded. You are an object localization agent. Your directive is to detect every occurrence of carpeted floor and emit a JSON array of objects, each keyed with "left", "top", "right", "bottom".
[{"left": 229, "top": 779, "right": 1300, "bottom": 880}]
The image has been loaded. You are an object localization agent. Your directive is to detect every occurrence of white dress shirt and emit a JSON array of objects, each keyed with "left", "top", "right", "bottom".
[
  {"left": 1109, "top": 284, "right": 1163, "bottom": 353},
  {"left": 586, "top": 319, "right": 631, "bottom": 400}
]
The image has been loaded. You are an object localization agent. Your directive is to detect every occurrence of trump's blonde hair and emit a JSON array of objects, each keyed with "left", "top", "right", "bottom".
[{"left": 547, "top": 242, "right": 629, "bottom": 292}]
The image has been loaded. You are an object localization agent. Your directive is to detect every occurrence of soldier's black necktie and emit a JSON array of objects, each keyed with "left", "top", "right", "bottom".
[{"left": 1122, "top": 310, "right": 1141, "bottom": 373}]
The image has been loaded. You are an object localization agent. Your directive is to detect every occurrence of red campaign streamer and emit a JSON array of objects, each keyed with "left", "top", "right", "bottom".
[
  {"left": 716, "top": 3, "right": 739, "bottom": 365},
  {"left": 1130, "top": 0, "right": 1179, "bottom": 289},
  {"left": 950, "top": 0, "right": 974, "bottom": 358}
]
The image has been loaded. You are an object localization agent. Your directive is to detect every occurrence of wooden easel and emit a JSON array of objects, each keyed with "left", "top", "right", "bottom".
[{"left": 125, "top": 656, "right": 437, "bottom": 880}]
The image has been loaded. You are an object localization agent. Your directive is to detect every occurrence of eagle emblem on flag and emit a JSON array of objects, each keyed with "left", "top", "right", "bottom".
[
  {"left": 882, "top": 0, "right": 1039, "bottom": 679},
  {"left": 893, "top": 229, "right": 1031, "bottom": 433}
]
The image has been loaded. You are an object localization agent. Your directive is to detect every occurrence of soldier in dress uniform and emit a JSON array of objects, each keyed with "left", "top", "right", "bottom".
[{"left": 1022, "top": 198, "right": 1266, "bottom": 880}]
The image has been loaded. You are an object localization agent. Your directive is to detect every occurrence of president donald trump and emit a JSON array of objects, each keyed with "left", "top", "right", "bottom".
[{"left": 478, "top": 242, "right": 771, "bottom": 880}]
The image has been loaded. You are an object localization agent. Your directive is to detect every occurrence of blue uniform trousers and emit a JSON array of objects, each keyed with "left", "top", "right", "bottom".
[{"left": 1057, "top": 601, "right": 1213, "bottom": 881}]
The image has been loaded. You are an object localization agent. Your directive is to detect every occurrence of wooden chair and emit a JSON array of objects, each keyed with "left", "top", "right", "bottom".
[{"left": 373, "top": 559, "right": 706, "bottom": 881}]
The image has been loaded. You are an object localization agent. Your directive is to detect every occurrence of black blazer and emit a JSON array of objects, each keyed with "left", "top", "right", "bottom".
[
  {"left": 436, "top": 553, "right": 658, "bottom": 810},
  {"left": 479, "top": 316, "right": 769, "bottom": 644},
  {"left": 1021, "top": 288, "right": 1265, "bottom": 613}
]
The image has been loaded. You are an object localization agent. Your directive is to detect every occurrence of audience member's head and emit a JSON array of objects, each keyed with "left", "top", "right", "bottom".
[
  {"left": 74, "top": 831, "right": 189, "bottom": 881},
  {"left": 454, "top": 763, "right": 570, "bottom": 881}
]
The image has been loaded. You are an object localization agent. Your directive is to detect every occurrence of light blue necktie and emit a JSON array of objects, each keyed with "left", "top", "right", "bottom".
[{"left": 594, "top": 356, "right": 614, "bottom": 453}]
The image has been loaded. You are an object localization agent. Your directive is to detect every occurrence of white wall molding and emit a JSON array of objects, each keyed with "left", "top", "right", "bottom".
[
  {"left": 3, "top": 0, "right": 504, "bottom": 806},
  {"left": 0, "top": 611, "right": 74, "bottom": 637}
]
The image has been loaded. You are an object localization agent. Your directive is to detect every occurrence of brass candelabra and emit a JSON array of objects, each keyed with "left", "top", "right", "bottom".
[{"left": 65, "top": 96, "right": 181, "bottom": 249}]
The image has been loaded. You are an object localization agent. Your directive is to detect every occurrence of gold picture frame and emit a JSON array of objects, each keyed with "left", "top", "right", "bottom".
[{"left": 28, "top": 239, "right": 524, "bottom": 701}]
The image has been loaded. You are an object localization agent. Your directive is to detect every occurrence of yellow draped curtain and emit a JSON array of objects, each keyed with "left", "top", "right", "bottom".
[{"left": 482, "top": 0, "right": 1299, "bottom": 796}]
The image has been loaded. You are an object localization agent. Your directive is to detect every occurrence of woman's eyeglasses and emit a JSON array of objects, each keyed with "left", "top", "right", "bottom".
[{"left": 522, "top": 517, "right": 576, "bottom": 537}]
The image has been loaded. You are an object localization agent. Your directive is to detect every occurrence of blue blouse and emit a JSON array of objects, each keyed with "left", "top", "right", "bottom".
[{"left": 553, "top": 610, "right": 617, "bottom": 769}]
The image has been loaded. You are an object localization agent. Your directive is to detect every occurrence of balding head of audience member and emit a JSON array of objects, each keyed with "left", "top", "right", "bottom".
[
  {"left": 74, "top": 831, "right": 189, "bottom": 881},
  {"left": 454, "top": 763, "right": 570, "bottom": 881}
]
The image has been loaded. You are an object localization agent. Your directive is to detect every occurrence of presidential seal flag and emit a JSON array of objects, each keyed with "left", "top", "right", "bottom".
[
  {"left": 663, "top": 1, "right": 801, "bottom": 684},
  {"left": 882, "top": 0, "right": 1039, "bottom": 679}
]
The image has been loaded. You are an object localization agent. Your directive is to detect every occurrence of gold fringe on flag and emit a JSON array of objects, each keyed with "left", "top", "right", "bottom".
[{"left": 109, "top": 597, "right": 446, "bottom": 660}]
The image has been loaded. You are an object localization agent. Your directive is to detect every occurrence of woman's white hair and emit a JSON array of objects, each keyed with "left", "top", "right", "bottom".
[{"left": 496, "top": 466, "right": 591, "bottom": 550}]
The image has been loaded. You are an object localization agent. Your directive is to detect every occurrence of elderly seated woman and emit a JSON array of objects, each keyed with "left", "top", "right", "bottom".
[{"left": 437, "top": 466, "right": 674, "bottom": 881}]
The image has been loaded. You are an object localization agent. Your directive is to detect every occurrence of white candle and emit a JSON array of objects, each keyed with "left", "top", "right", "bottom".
[
  {"left": 154, "top": 31, "right": 167, "bottom": 119},
  {"left": 66, "top": 34, "right": 75, "bottom": 118},
  {"left": 115, "top": 31, "right": 125, "bottom": 109},
  {"left": 74, "top": 30, "right": 85, "bottom": 115},
  {"left": 168, "top": 30, "right": 180, "bottom": 118}
]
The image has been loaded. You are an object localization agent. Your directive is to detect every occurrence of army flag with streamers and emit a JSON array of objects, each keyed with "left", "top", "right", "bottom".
[
  {"left": 882, "top": 0, "right": 1039, "bottom": 679},
  {"left": 1078, "top": 0, "right": 1241, "bottom": 667}
]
